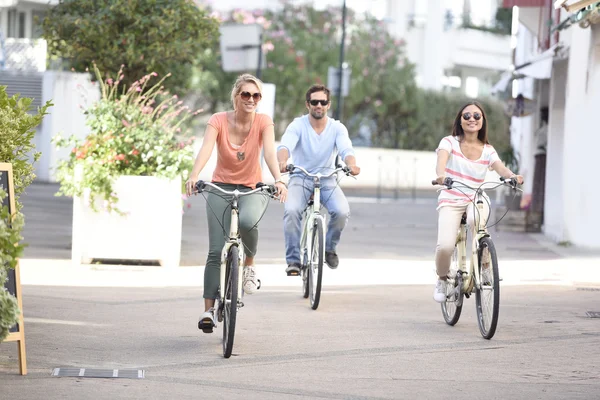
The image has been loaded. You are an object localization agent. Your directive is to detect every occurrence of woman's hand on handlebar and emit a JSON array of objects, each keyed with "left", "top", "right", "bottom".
[{"left": 185, "top": 178, "right": 196, "bottom": 197}]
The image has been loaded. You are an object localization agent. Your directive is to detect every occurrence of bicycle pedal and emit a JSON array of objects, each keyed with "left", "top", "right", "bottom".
[{"left": 238, "top": 301, "right": 245, "bottom": 308}]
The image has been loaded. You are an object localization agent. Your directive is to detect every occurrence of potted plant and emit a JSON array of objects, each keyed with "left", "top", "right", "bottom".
[
  {"left": 0, "top": 87, "right": 51, "bottom": 341},
  {"left": 53, "top": 65, "right": 198, "bottom": 267}
]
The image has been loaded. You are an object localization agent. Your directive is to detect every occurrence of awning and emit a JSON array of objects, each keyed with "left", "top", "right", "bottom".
[
  {"left": 513, "top": 43, "right": 560, "bottom": 79},
  {"left": 491, "top": 71, "right": 513, "bottom": 94},
  {"left": 503, "top": 0, "right": 546, "bottom": 6},
  {"left": 491, "top": 43, "right": 561, "bottom": 92}
]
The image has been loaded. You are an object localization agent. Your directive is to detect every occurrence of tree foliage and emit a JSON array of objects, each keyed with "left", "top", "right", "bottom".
[
  {"left": 43, "top": 0, "right": 220, "bottom": 95},
  {"left": 191, "top": 2, "right": 511, "bottom": 155}
]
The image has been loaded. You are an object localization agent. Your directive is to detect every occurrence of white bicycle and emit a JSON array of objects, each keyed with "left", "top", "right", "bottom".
[{"left": 285, "top": 164, "right": 353, "bottom": 310}]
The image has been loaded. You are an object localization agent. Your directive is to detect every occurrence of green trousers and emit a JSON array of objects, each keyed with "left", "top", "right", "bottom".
[{"left": 203, "top": 183, "right": 269, "bottom": 299}]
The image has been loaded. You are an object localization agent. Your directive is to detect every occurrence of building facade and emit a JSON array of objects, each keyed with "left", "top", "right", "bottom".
[{"left": 502, "top": 0, "right": 600, "bottom": 248}]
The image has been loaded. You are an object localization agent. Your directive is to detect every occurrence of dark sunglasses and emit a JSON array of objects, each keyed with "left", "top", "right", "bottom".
[
  {"left": 309, "top": 99, "right": 329, "bottom": 106},
  {"left": 462, "top": 112, "right": 482, "bottom": 121},
  {"left": 240, "top": 91, "right": 262, "bottom": 101}
]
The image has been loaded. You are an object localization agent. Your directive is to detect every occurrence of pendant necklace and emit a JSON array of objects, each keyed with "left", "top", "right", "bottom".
[{"left": 234, "top": 112, "right": 254, "bottom": 161}]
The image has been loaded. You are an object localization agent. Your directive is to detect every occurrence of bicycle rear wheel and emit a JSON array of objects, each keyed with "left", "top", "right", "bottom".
[
  {"left": 475, "top": 237, "right": 500, "bottom": 339},
  {"left": 309, "top": 218, "right": 324, "bottom": 310},
  {"left": 222, "top": 245, "right": 239, "bottom": 358},
  {"left": 441, "top": 246, "right": 464, "bottom": 326}
]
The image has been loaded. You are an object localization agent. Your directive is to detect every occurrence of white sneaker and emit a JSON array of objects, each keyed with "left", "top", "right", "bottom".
[
  {"left": 243, "top": 266, "right": 259, "bottom": 294},
  {"left": 433, "top": 279, "right": 447, "bottom": 303},
  {"left": 198, "top": 308, "right": 215, "bottom": 333}
]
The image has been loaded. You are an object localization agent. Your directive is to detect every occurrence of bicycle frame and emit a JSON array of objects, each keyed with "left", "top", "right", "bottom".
[
  {"left": 195, "top": 181, "right": 274, "bottom": 307},
  {"left": 299, "top": 176, "right": 326, "bottom": 271},
  {"left": 455, "top": 192, "right": 489, "bottom": 295},
  {"left": 219, "top": 195, "right": 244, "bottom": 303}
]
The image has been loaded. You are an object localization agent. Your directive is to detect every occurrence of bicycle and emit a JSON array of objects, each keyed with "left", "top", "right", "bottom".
[
  {"left": 285, "top": 164, "right": 353, "bottom": 310},
  {"left": 431, "top": 176, "right": 522, "bottom": 339},
  {"left": 193, "top": 180, "right": 277, "bottom": 358}
]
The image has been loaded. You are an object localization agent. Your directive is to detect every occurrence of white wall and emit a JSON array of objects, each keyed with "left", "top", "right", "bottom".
[
  {"left": 544, "top": 59, "right": 567, "bottom": 243},
  {"left": 37, "top": 71, "right": 100, "bottom": 182},
  {"left": 561, "top": 24, "right": 600, "bottom": 247}
]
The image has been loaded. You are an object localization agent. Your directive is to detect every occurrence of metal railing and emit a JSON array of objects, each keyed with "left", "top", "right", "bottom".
[{"left": 0, "top": 38, "right": 47, "bottom": 72}]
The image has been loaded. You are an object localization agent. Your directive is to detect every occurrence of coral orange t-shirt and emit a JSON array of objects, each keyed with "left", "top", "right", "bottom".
[{"left": 207, "top": 111, "right": 274, "bottom": 188}]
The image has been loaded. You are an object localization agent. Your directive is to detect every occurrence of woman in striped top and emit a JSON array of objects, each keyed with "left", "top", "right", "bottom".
[{"left": 432, "top": 101, "right": 523, "bottom": 303}]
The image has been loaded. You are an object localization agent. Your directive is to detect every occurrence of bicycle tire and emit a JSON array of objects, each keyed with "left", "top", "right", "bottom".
[
  {"left": 441, "top": 246, "right": 464, "bottom": 326},
  {"left": 475, "top": 237, "right": 500, "bottom": 339},
  {"left": 309, "top": 217, "right": 324, "bottom": 310},
  {"left": 222, "top": 245, "right": 239, "bottom": 358},
  {"left": 302, "top": 249, "right": 309, "bottom": 299}
]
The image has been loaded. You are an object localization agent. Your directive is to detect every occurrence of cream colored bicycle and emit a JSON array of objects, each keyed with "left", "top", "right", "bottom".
[
  {"left": 194, "top": 180, "right": 277, "bottom": 358},
  {"left": 432, "top": 177, "right": 522, "bottom": 339}
]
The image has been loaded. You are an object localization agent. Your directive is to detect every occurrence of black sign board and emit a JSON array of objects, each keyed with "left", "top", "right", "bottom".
[
  {"left": 0, "top": 167, "right": 18, "bottom": 333},
  {"left": 0, "top": 163, "right": 27, "bottom": 374}
]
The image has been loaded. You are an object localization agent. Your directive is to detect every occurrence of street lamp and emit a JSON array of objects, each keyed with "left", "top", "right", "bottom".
[{"left": 334, "top": 0, "right": 347, "bottom": 121}]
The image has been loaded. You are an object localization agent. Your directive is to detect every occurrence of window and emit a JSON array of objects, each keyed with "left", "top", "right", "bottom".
[
  {"left": 18, "top": 12, "right": 26, "bottom": 38},
  {"left": 7, "top": 9, "right": 17, "bottom": 38}
]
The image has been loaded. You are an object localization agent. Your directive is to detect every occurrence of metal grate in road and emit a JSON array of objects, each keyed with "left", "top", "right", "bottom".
[
  {"left": 52, "top": 367, "right": 145, "bottom": 379},
  {"left": 586, "top": 311, "right": 600, "bottom": 319}
]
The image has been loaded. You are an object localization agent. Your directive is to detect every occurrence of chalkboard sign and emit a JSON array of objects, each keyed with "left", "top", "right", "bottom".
[
  {"left": 0, "top": 166, "right": 18, "bottom": 333},
  {"left": 0, "top": 163, "right": 27, "bottom": 375}
]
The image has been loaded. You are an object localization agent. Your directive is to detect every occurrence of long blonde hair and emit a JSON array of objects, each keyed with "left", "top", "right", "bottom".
[{"left": 230, "top": 73, "right": 263, "bottom": 110}]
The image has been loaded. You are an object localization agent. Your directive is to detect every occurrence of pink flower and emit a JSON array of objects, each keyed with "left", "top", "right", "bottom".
[
  {"left": 122, "top": 119, "right": 130, "bottom": 127},
  {"left": 263, "top": 41, "right": 275, "bottom": 53},
  {"left": 115, "top": 154, "right": 125, "bottom": 161}
]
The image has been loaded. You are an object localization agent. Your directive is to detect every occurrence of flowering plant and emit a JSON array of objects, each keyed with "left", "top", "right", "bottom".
[{"left": 53, "top": 65, "right": 199, "bottom": 213}]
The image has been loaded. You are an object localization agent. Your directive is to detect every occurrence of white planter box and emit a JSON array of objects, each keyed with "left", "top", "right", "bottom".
[{"left": 71, "top": 175, "right": 182, "bottom": 267}]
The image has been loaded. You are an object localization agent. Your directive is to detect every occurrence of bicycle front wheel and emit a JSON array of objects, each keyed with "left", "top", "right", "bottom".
[
  {"left": 301, "top": 249, "right": 309, "bottom": 299},
  {"left": 309, "top": 218, "right": 324, "bottom": 310},
  {"left": 441, "top": 246, "right": 464, "bottom": 326},
  {"left": 475, "top": 237, "right": 500, "bottom": 339},
  {"left": 222, "top": 245, "right": 239, "bottom": 358}
]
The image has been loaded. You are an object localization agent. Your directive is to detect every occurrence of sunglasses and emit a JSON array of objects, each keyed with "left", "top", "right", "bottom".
[
  {"left": 240, "top": 91, "right": 262, "bottom": 101},
  {"left": 309, "top": 99, "right": 329, "bottom": 106},
  {"left": 462, "top": 112, "right": 482, "bottom": 121}
]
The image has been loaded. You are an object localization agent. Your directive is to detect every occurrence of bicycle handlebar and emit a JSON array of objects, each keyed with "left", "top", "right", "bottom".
[
  {"left": 194, "top": 180, "right": 277, "bottom": 197},
  {"left": 431, "top": 177, "right": 521, "bottom": 190},
  {"left": 285, "top": 163, "right": 351, "bottom": 178}
]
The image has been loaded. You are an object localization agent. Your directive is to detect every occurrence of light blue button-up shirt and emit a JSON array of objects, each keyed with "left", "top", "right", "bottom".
[{"left": 278, "top": 115, "right": 355, "bottom": 174}]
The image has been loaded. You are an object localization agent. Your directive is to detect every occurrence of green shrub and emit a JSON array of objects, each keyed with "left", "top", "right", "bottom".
[{"left": 0, "top": 87, "right": 51, "bottom": 342}]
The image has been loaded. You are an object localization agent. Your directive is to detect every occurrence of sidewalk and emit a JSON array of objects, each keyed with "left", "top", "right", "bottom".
[{"left": 18, "top": 253, "right": 600, "bottom": 289}]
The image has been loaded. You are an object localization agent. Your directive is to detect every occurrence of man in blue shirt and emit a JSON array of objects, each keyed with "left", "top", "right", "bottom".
[{"left": 277, "top": 84, "right": 360, "bottom": 276}]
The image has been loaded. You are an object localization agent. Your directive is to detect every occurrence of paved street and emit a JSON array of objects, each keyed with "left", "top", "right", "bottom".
[
  {"left": 1, "top": 285, "right": 600, "bottom": 399},
  {"left": 1, "top": 182, "right": 600, "bottom": 399}
]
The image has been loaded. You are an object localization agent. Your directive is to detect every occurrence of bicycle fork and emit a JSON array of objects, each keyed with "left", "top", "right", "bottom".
[{"left": 219, "top": 204, "right": 244, "bottom": 310}]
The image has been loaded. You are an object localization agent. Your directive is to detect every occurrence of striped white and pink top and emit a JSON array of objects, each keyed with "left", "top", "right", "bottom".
[{"left": 436, "top": 135, "right": 501, "bottom": 209}]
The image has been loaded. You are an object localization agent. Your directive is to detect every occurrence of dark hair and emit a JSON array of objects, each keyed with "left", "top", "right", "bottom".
[
  {"left": 305, "top": 84, "right": 330, "bottom": 103},
  {"left": 452, "top": 101, "right": 489, "bottom": 144}
]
